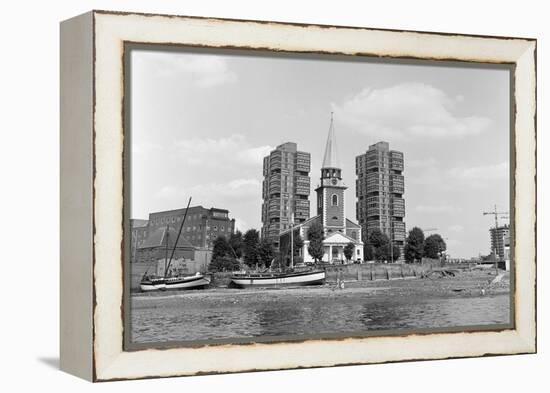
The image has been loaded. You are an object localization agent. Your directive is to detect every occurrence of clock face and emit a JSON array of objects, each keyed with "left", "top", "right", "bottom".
[{"left": 331, "top": 178, "right": 338, "bottom": 185}]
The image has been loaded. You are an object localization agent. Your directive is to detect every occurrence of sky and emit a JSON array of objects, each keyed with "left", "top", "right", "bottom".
[{"left": 130, "top": 47, "right": 510, "bottom": 259}]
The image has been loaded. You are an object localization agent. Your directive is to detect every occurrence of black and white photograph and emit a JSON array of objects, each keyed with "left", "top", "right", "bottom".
[{"left": 127, "top": 46, "right": 513, "bottom": 346}]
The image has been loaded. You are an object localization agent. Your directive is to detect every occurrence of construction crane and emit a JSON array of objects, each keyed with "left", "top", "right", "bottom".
[{"left": 483, "top": 205, "right": 509, "bottom": 262}]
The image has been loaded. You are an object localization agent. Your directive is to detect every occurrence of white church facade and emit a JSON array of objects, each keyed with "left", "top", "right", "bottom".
[{"left": 280, "top": 115, "right": 364, "bottom": 264}]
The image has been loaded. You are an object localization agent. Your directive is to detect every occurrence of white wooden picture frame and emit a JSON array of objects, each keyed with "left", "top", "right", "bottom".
[{"left": 60, "top": 10, "right": 536, "bottom": 381}]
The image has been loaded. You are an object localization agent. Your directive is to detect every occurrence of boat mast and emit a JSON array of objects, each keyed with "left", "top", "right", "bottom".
[
  {"left": 164, "top": 225, "right": 169, "bottom": 275},
  {"left": 164, "top": 197, "right": 192, "bottom": 277},
  {"left": 290, "top": 212, "right": 294, "bottom": 269}
]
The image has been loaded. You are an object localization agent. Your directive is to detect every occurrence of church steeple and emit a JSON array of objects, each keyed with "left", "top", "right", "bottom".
[
  {"left": 321, "top": 112, "right": 342, "bottom": 180},
  {"left": 322, "top": 112, "right": 341, "bottom": 170},
  {"left": 315, "top": 113, "right": 347, "bottom": 230}
]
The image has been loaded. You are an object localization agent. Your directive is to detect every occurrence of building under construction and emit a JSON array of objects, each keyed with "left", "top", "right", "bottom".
[{"left": 489, "top": 224, "right": 510, "bottom": 261}]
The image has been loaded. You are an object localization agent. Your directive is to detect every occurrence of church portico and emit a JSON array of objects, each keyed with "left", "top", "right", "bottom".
[
  {"left": 326, "top": 245, "right": 341, "bottom": 263},
  {"left": 321, "top": 232, "right": 363, "bottom": 263}
]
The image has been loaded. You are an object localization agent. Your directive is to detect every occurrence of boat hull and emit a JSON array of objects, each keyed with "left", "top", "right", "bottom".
[
  {"left": 165, "top": 275, "right": 211, "bottom": 290},
  {"left": 230, "top": 270, "right": 326, "bottom": 288},
  {"left": 140, "top": 279, "right": 166, "bottom": 292},
  {"left": 140, "top": 274, "right": 210, "bottom": 291}
]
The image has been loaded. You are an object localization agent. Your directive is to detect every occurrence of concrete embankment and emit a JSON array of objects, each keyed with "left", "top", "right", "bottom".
[{"left": 323, "top": 263, "right": 431, "bottom": 282}]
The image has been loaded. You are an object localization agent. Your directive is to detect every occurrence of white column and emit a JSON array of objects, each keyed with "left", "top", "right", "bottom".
[{"left": 329, "top": 245, "right": 333, "bottom": 264}]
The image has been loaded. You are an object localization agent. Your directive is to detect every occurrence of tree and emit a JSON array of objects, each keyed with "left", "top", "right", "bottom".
[
  {"left": 363, "top": 242, "right": 375, "bottom": 261},
  {"left": 377, "top": 243, "right": 401, "bottom": 262},
  {"left": 212, "top": 236, "right": 231, "bottom": 260},
  {"left": 258, "top": 238, "right": 275, "bottom": 268},
  {"left": 208, "top": 256, "right": 240, "bottom": 272},
  {"left": 424, "top": 234, "right": 447, "bottom": 259},
  {"left": 367, "top": 229, "right": 392, "bottom": 262},
  {"left": 293, "top": 230, "right": 304, "bottom": 258},
  {"left": 243, "top": 229, "right": 260, "bottom": 267},
  {"left": 374, "top": 244, "right": 387, "bottom": 262},
  {"left": 391, "top": 244, "right": 401, "bottom": 262},
  {"left": 344, "top": 242, "right": 355, "bottom": 262},
  {"left": 404, "top": 227, "right": 425, "bottom": 263},
  {"left": 228, "top": 230, "right": 244, "bottom": 259},
  {"left": 210, "top": 235, "right": 241, "bottom": 272},
  {"left": 368, "top": 229, "right": 390, "bottom": 249},
  {"left": 307, "top": 221, "right": 325, "bottom": 262}
]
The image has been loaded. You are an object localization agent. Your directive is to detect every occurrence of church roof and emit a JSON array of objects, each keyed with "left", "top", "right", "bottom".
[
  {"left": 345, "top": 218, "right": 361, "bottom": 228},
  {"left": 322, "top": 113, "right": 341, "bottom": 169},
  {"left": 279, "top": 215, "right": 322, "bottom": 236},
  {"left": 279, "top": 215, "right": 361, "bottom": 238}
]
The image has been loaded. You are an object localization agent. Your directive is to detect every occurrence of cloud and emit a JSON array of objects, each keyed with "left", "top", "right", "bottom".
[
  {"left": 332, "top": 83, "right": 492, "bottom": 139},
  {"left": 410, "top": 161, "right": 509, "bottom": 188},
  {"left": 408, "top": 166, "right": 444, "bottom": 187},
  {"left": 155, "top": 185, "right": 180, "bottom": 200},
  {"left": 134, "top": 51, "right": 237, "bottom": 88},
  {"left": 416, "top": 205, "right": 460, "bottom": 214},
  {"left": 132, "top": 141, "right": 162, "bottom": 156},
  {"left": 154, "top": 180, "right": 261, "bottom": 232},
  {"left": 234, "top": 218, "right": 249, "bottom": 232},
  {"left": 173, "top": 134, "right": 273, "bottom": 167},
  {"left": 236, "top": 145, "right": 274, "bottom": 166},
  {"left": 408, "top": 157, "right": 437, "bottom": 168},
  {"left": 193, "top": 179, "right": 262, "bottom": 198},
  {"left": 445, "top": 239, "right": 462, "bottom": 248},
  {"left": 448, "top": 224, "right": 464, "bottom": 233},
  {"left": 155, "top": 178, "right": 261, "bottom": 202},
  {"left": 448, "top": 162, "right": 509, "bottom": 181}
]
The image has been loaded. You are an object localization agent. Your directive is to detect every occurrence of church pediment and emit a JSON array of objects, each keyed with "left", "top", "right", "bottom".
[{"left": 323, "top": 231, "right": 359, "bottom": 244}]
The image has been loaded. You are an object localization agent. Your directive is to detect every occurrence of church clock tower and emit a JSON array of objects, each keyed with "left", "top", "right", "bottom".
[{"left": 315, "top": 113, "right": 347, "bottom": 233}]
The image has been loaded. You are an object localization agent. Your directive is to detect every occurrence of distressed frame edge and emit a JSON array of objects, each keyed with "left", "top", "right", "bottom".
[
  {"left": 512, "top": 40, "right": 537, "bottom": 354},
  {"left": 91, "top": 8, "right": 538, "bottom": 42},
  {"left": 59, "top": 11, "right": 95, "bottom": 381},
  {"left": 89, "top": 11, "right": 537, "bottom": 381}
]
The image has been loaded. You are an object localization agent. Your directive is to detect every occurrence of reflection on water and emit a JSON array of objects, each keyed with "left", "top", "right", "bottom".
[{"left": 131, "top": 294, "right": 510, "bottom": 344}]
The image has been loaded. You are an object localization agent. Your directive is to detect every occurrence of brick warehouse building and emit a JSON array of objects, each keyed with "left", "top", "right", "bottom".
[
  {"left": 261, "top": 142, "right": 311, "bottom": 248},
  {"left": 130, "top": 219, "right": 148, "bottom": 263},
  {"left": 280, "top": 115, "right": 363, "bottom": 263},
  {"left": 132, "top": 205, "right": 235, "bottom": 264},
  {"left": 356, "top": 141, "right": 406, "bottom": 259}
]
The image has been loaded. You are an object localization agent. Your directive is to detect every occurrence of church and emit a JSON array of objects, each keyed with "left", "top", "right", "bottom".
[{"left": 280, "top": 115, "right": 364, "bottom": 264}]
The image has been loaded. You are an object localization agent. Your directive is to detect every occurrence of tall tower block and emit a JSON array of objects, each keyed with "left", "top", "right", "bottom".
[
  {"left": 356, "top": 141, "right": 406, "bottom": 256},
  {"left": 261, "top": 142, "right": 311, "bottom": 247}
]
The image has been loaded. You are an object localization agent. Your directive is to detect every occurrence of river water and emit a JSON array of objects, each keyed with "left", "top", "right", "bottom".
[{"left": 131, "top": 292, "right": 510, "bottom": 344}]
